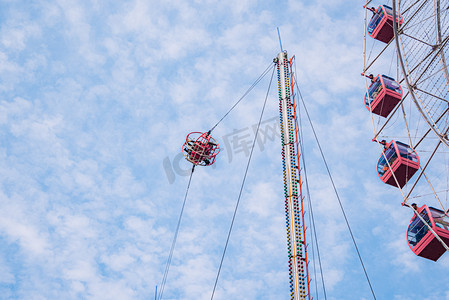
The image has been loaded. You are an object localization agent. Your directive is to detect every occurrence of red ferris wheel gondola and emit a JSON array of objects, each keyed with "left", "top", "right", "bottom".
[
  {"left": 407, "top": 205, "right": 449, "bottom": 261},
  {"left": 365, "top": 74, "right": 402, "bottom": 117},
  {"left": 377, "top": 140, "right": 419, "bottom": 188},
  {"left": 367, "top": 4, "right": 403, "bottom": 43},
  {"left": 182, "top": 131, "right": 220, "bottom": 166}
]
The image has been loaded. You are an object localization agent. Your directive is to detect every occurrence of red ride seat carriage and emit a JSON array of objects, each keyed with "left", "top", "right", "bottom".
[
  {"left": 377, "top": 140, "right": 419, "bottom": 188},
  {"left": 407, "top": 205, "right": 449, "bottom": 261},
  {"left": 365, "top": 74, "right": 402, "bottom": 117},
  {"left": 367, "top": 4, "right": 403, "bottom": 43},
  {"left": 182, "top": 131, "right": 220, "bottom": 166}
]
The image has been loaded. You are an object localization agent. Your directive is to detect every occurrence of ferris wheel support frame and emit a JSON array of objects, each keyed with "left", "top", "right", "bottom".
[{"left": 392, "top": 0, "right": 449, "bottom": 149}]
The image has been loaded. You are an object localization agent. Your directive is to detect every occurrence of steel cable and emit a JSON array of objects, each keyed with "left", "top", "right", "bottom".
[
  {"left": 210, "top": 66, "right": 275, "bottom": 299},
  {"left": 296, "top": 85, "right": 378, "bottom": 300},
  {"left": 158, "top": 165, "right": 195, "bottom": 300},
  {"left": 209, "top": 62, "right": 275, "bottom": 133}
]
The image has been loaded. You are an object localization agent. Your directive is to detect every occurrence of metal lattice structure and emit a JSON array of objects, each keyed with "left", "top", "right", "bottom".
[
  {"left": 363, "top": 0, "right": 449, "bottom": 259},
  {"left": 276, "top": 51, "right": 311, "bottom": 300},
  {"left": 394, "top": 0, "right": 449, "bottom": 147}
]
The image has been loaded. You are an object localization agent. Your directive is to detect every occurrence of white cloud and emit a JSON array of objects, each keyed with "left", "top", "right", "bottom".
[{"left": 0, "top": 193, "right": 50, "bottom": 257}]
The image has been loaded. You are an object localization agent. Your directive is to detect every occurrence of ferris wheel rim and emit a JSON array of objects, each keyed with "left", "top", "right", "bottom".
[
  {"left": 393, "top": 0, "right": 449, "bottom": 149},
  {"left": 435, "top": 0, "right": 449, "bottom": 92}
]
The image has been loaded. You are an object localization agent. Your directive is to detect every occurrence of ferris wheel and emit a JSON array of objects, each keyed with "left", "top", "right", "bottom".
[{"left": 363, "top": 0, "right": 449, "bottom": 261}]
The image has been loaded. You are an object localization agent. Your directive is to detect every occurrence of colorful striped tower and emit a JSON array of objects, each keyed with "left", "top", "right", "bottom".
[{"left": 275, "top": 51, "right": 310, "bottom": 300}]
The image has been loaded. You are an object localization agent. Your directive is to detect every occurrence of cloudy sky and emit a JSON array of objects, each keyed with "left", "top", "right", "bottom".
[{"left": 0, "top": 0, "right": 448, "bottom": 299}]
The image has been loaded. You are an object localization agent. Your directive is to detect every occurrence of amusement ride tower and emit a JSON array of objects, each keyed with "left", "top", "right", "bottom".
[{"left": 275, "top": 51, "right": 311, "bottom": 300}]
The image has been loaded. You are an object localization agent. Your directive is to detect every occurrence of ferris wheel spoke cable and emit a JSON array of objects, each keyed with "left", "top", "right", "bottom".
[
  {"left": 400, "top": 0, "right": 432, "bottom": 32},
  {"left": 389, "top": 45, "right": 396, "bottom": 74},
  {"left": 409, "top": 38, "right": 449, "bottom": 89},
  {"left": 414, "top": 86, "right": 449, "bottom": 103},
  {"left": 402, "top": 31, "right": 436, "bottom": 48},
  {"left": 409, "top": 189, "right": 449, "bottom": 199},
  {"left": 158, "top": 165, "right": 195, "bottom": 300},
  {"left": 405, "top": 128, "right": 448, "bottom": 201},
  {"left": 210, "top": 65, "right": 275, "bottom": 300},
  {"left": 209, "top": 62, "right": 275, "bottom": 133},
  {"left": 416, "top": 63, "right": 449, "bottom": 90},
  {"left": 401, "top": 11, "right": 438, "bottom": 32},
  {"left": 414, "top": 107, "right": 449, "bottom": 148},
  {"left": 295, "top": 85, "right": 377, "bottom": 300},
  {"left": 401, "top": 101, "right": 415, "bottom": 147},
  {"left": 401, "top": 0, "right": 425, "bottom": 16},
  {"left": 421, "top": 164, "right": 448, "bottom": 212},
  {"left": 405, "top": 43, "right": 444, "bottom": 81}
]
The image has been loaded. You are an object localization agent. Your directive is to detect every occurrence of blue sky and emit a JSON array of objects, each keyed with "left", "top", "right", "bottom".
[{"left": 0, "top": 0, "right": 448, "bottom": 299}]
